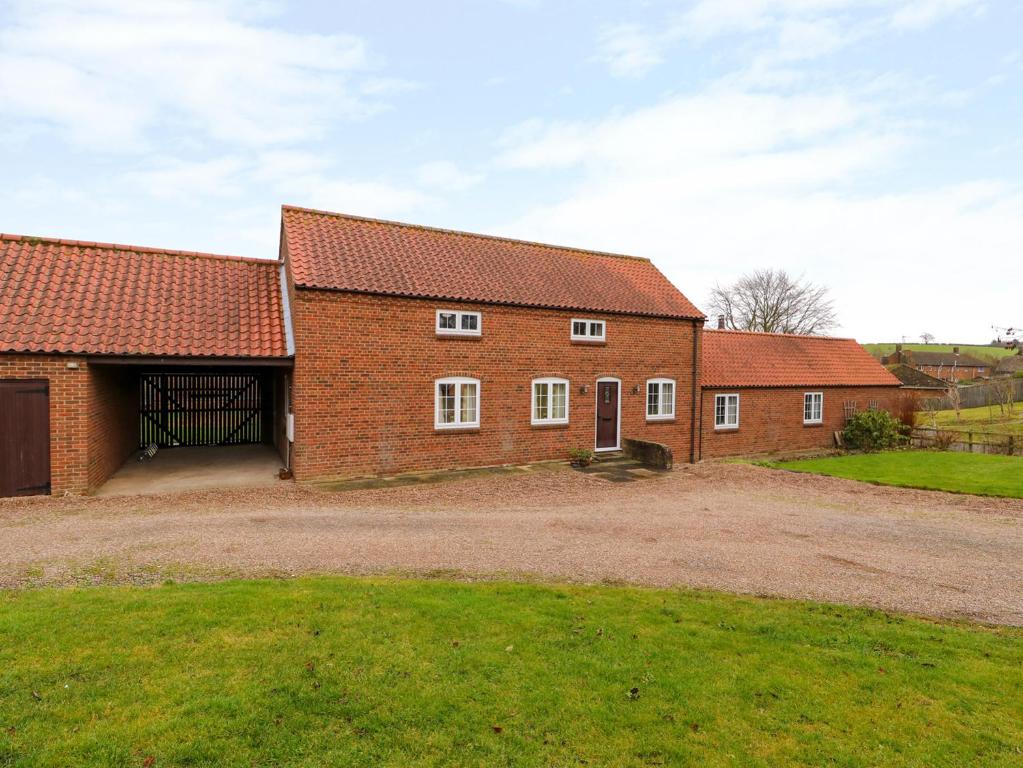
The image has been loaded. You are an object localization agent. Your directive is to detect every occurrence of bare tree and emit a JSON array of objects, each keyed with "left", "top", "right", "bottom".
[
  {"left": 946, "top": 381, "right": 962, "bottom": 421},
  {"left": 707, "top": 269, "right": 838, "bottom": 335},
  {"left": 920, "top": 332, "right": 935, "bottom": 344}
]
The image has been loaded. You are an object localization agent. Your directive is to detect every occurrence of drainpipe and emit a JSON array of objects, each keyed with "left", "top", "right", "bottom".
[{"left": 690, "top": 319, "right": 700, "bottom": 463}]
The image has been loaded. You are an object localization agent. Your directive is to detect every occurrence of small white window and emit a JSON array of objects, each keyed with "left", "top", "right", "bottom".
[
  {"left": 804, "top": 392, "right": 823, "bottom": 424},
  {"left": 532, "top": 378, "right": 569, "bottom": 425},
  {"left": 435, "top": 377, "right": 480, "bottom": 429},
  {"left": 436, "top": 310, "right": 481, "bottom": 336},
  {"left": 570, "top": 318, "right": 605, "bottom": 341},
  {"left": 646, "top": 379, "right": 675, "bottom": 420},
  {"left": 714, "top": 393, "right": 739, "bottom": 430}
]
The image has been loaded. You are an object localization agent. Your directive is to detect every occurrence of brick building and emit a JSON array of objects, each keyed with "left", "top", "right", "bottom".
[
  {"left": 699, "top": 330, "right": 902, "bottom": 459},
  {"left": 0, "top": 235, "right": 291, "bottom": 496},
  {"left": 280, "top": 206, "right": 704, "bottom": 480},
  {"left": 882, "top": 345, "right": 989, "bottom": 382}
]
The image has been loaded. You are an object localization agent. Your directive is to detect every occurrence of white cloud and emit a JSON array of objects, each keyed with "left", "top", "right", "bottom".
[
  {"left": 416, "top": 161, "right": 484, "bottom": 192},
  {"left": 0, "top": 0, "right": 400, "bottom": 151},
  {"left": 595, "top": 23, "right": 664, "bottom": 78},
  {"left": 493, "top": 80, "right": 1021, "bottom": 342}
]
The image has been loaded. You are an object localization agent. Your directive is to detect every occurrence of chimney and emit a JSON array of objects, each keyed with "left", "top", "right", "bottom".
[
  {"left": 894, "top": 343, "right": 903, "bottom": 364},
  {"left": 717, "top": 314, "right": 725, "bottom": 330}
]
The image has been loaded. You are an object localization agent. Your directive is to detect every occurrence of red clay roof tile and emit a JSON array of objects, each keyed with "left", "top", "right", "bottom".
[
  {"left": 702, "top": 329, "right": 901, "bottom": 388},
  {"left": 0, "top": 234, "right": 289, "bottom": 358},
  {"left": 282, "top": 206, "right": 704, "bottom": 319}
]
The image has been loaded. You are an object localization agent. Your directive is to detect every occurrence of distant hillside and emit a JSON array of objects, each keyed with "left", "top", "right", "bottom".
[{"left": 863, "top": 343, "right": 1017, "bottom": 365}]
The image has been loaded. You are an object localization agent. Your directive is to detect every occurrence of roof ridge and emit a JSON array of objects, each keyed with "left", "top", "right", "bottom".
[
  {"left": 0, "top": 232, "right": 278, "bottom": 266},
  {"left": 281, "top": 204, "right": 652, "bottom": 263},
  {"left": 704, "top": 328, "right": 855, "bottom": 342}
]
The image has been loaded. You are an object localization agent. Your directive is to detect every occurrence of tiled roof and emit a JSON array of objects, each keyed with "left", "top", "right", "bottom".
[
  {"left": 898, "top": 350, "right": 989, "bottom": 367},
  {"left": 996, "top": 355, "right": 1023, "bottom": 374},
  {"left": 281, "top": 206, "right": 704, "bottom": 319},
  {"left": 0, "top": 234, "right": 289, "bottom": 358},
  {"left": 886, "top": 363, "right": 947, "bottom": 389},
  {"left": 702, "top": 329, "right": 901, "bottom": 388}
]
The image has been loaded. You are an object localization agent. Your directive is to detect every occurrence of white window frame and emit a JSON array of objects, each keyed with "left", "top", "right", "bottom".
[
  {"left": 531, "top": 377, "right": 570, "bottom": 425},
  {"left": 804, "top": 392, "right": 824, "bottom": 425},
  {"left": 570, "top": 318, "right": 606, "bottom": 342},
  {"left": 646, "top": 378, "right": 676, "bottom": 421},
  {"left": 435, "top": 309, "right": 482, "bottom": 337},
  {"left": 714, "top": 393, "right": 740, "bottom": 430},
  {"left": 435, "top": 377, "right": 480, "bottom": 429}
]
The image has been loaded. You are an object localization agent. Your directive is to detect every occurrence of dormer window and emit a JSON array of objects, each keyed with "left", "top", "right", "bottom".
[
  {"left": 570, "top": 319, "right": 605, "bottom": 342},
  {"left": 436, "top": 310, "right": 481, "bottom": 336}
]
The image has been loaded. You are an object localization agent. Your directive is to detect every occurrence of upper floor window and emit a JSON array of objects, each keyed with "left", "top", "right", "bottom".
[
  {"left": 804, "top": 392, "right": 823, "bottom": 424},
  {"left": 646, "top": 379, "right": 675, "bottom": 420},
  {"left": 436, "top": 310, "right": 481, "bottom": 336},
  {"left": 570, "top": 319, "right": 605, "bottom": 342},
  {"left": 532, "top": 378, "right": 569, "bottom": 425},
  {"left": 435, "top": 377, "right": 480, "bottom": 429},
  {"left": 715, "top": 393, "right": 739, "bottom": 430}
]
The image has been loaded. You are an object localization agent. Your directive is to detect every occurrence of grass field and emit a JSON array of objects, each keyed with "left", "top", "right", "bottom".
[
  {"left": 917, "top": 402, "right": 1023, "bottom": 444},
  {"left": 862, "top": 342, "right": 1016, "bottom": 364},
  {"left": 2, "top": 578, "right": 1022, "bottom": 767},
  {"left": 774, "top": 451, "right": 1023, "bottom": 498}
]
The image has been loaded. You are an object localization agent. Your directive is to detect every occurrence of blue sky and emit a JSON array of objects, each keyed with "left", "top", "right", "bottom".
[{"left": 1, "top": 0, "right": 1019, "bottom": 343}]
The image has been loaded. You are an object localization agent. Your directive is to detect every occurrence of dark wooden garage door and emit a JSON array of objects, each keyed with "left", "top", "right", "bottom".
[{"left": 0, "top": 380, "right": 51, "bottom": 497}]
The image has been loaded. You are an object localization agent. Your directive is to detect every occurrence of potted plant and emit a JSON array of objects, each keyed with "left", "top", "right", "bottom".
[{"left": 569, "top": 447, "right": 594, "bottom": 467}]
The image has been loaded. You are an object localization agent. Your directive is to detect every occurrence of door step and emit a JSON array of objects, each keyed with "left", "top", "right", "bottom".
[{"left": 594, "top": 450, "right": 625, "bottom": 462}]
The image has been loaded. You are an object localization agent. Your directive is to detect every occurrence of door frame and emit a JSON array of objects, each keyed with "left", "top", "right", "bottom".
[{"left": 593, "top": 376, "right": 621, "bottom": 452}]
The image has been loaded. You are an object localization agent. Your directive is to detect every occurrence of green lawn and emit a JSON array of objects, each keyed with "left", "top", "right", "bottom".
[
  {"left": 2, "top": 579, "right": 1021, "bottom": 766},
  {"left": 774, "top": 451, "right": 1023, "bottom": 498},
  {"left": 918, "top": 402, "right": 1023, "bottom": 444},
  {"left": 863, "top": 342, "right": 1016, "bottom": 364}
]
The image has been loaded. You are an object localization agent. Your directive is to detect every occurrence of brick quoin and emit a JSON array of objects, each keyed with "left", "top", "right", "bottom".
[
  {"left": 290, "top": 290, "right": 701, "bottom": 480},
  {"left": 699, "top": 386, "right": 902, "bottom": 459}
]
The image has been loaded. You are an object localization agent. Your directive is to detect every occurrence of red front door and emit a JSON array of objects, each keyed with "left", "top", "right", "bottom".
[{"left": 595, "top": 380, "right": 618, "bottom": 449}]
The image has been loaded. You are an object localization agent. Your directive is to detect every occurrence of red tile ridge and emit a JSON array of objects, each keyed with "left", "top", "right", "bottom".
[
  {"left": 703, "top": 328, "right": 856, "bottom": 342},
  {"left": 281, "top": 204, "right": 653, "bottom": 264},
  {"left": 0, "top": 232, "right": 279, "bottom": 266}
]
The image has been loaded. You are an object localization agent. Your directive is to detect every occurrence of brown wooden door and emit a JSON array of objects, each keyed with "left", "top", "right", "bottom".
[
  {"left": 595, "top": 380, "right": 619, "bottom": 449},
  {"left": 0, "top": 380, "right": 51, "bottom": 497}
]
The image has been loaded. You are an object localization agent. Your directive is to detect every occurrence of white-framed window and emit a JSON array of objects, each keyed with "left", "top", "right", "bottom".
[
  {"left": 435, "top": 377, "right": 480, "bottom": 429},
  {"left": 570, "top": 318, "right": 606, "bottom": 341},
  {"left": 714, "top": 393, "right": 739, "bottom": 430},
  {"left": 532, "top": 378, "right": 569, "bottom": 425},
  {"left": 646, "top": 379, "right": 675, "bottom": 420},
  {"left": 804, "top": 392, "right": 824, "bottom": 424},
  {"left": 436, "top": 310, "right": 481, "bottom": 336}
]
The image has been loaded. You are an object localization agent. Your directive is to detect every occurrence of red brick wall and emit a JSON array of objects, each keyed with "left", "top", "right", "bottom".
[
  {"left": 1, "top": 354, "right": 89, "bottom": 494},
  {"left": 1, "top": 355, "right": 140, "bottom": 495},
  {"left": 916, "top": 364, "right": 985, "bottom": 383},
  {"left": 700, "top": 385, "right": 902, "bottom": 459},
  {"left": 86, "top": 365, "right": 138, "bottom": 490},
  {"left": 290, "top": 290, "right": 700, "bottom": 480}
]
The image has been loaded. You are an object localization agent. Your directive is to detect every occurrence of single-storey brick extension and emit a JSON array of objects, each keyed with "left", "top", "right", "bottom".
[{"left": 1, "top": 207, "right": 900, "bottom": 496}]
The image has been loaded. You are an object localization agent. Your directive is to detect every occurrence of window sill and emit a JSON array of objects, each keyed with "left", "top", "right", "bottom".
[
  {"left": 531, "top": 421, "right": 570, "bottom": 429},
  {"left": 646, "top": 417, "right": 676, "bottom": 423},
  {"left": 714, "top": 426, "right": 739, "bottom": 431},
  {"left": 570, "top": 338, "right": 606, "bottom": 346},
  {"left": 434, "top": 426, "right": 481, "bottom": 434},
  {"left": 803, "top": 422, "right": 824, "bottom": 428},
  {"left": 435, "top": 333, "right": 482, "bottom": 340}
]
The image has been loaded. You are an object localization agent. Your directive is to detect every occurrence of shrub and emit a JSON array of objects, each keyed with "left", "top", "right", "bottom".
[
  {"left": 568, "top": 447, "right": 594, "bottom": 467},
  {"left": 842, "top": 410, "right": 907, "bottom": 452},
  {"left": 933, "top": 430, "right": 958, "bottom": 451}
]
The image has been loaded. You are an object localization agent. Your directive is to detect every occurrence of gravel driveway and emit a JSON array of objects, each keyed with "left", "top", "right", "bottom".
[{"left": 2, "top": 463, "right": 1021, "bottom": 625}]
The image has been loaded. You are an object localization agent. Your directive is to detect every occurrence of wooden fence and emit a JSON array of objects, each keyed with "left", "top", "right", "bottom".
[
  {"left": 918, "top": 378, "right": 1023, "bottom": 411},
  {"left": 911, "top": 427, "right": 1018, "bottom": 456}
]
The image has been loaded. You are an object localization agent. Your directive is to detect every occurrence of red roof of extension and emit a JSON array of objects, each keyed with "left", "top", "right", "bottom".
[
  {"left": 0, "top": 234, "right": 289, "bottom": 358},
  {"left": 702, "top": 329, "right": 901, "bottom": 388},
  {"left": 281, "top": 206, "right": 704, "bottom": 319}
]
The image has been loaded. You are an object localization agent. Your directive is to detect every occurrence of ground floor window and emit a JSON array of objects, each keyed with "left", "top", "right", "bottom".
[
  {"left": 532, "top": 378, "right": 569, "bottom": 424},
  {"left": 435, "top": 377, "right": 480, "bottom": 428},
  {"left": 646, "top": 379, "right": 675, "bottom": 420},
  {"left": 804, "top": 392, "right": 823, "bottom": 424},
  {"left": 714, "top": 393, "right": 739, "bottom": 429}
]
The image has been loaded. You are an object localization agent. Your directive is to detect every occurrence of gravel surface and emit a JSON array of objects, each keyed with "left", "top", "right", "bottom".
[{"left": 2, "top": 463, "right": 1021, "bottom": 625}]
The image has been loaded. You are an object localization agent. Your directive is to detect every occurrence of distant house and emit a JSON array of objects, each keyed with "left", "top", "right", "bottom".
[
  {"left": 886, "top": 363, "right": 947, "bottom": 401},
  {"left": 995, "top": 355, "right": 1023, "bottom": 377},
  {"left": 700, "top": 331, "right": 902, "bottom": 459},
  {"left": 881, "top": 344, "right": 988, "bottom": 382}
]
